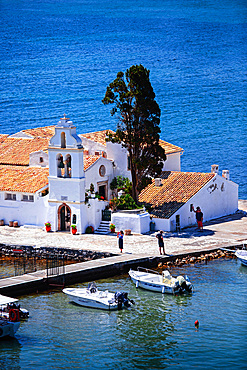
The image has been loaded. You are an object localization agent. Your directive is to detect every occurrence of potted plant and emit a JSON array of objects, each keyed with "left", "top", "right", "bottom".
[
  {"left": 71, "top": 224, "right": 77, "bottom": 235},
  {"left": 85, "top": 226, "right": 94, "bottom": 234},
  {"left": 109, "top": 223, "right": 116, "bottom": 233},
  {"left": 45, "top": 222, "right": 51, "bottom": 232},
  {"left": 89, "top": 183, "right": 95, "bottom": 198}
]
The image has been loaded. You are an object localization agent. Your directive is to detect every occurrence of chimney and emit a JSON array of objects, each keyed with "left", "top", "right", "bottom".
[
  {"left": 155, "top": 178, "right": 162, "bottom": 186},
  {"left": 222, "top": 170, "right": 230, "bottom": 180},
  {"left": 211, "top": 164, "right": 219, "bottom": 174}
]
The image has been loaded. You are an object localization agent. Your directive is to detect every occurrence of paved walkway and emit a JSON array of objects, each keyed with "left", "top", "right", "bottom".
[{"left": 0, "top": 200, "right": 246, "bottom": 257}]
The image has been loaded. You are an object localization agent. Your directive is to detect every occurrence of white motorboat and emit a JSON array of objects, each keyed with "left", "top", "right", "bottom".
[
  {"left": 0, "top": 317, "right": 20, "bottom": 338},
  {"left": 129, "top": 267, "right": 193, "bottom": 295},
  {"left": 0, "top": 295, "right": 21, "bottom": 338},
  {"left": 63, "top": 282, "right": 135, "bottom": 311},
  {"left": 235, "top": 249, "right": 247, "bottom": 267},
  {"left": 0, "top": 294, "right": 29, "bottom": 320}
]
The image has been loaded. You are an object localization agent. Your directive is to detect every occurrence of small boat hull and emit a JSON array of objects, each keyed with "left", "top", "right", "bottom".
[
  {"left": 63, "top": 283, "right": 134, "bottom": 311},
  {"left": 129, "top": 268, "right": 193, "bottom": 295},
  {"left": 235, "top": 250, "right": 247, "bottom": 266},
  {"left": 0, "top": 320, "right": 20, "bottom": 338}
]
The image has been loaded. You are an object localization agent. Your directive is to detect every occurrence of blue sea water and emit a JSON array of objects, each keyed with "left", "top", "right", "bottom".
[
  {"left": 0, "top": 258, "right": 247, "bottom": 369},
  {"left": 0, "top": 0, "right": 246, "bottom": 200}
]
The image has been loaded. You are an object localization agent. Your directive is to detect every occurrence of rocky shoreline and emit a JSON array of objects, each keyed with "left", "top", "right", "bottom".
[{"left": 158, "top": 248, "right": 237, "bottom": 270}]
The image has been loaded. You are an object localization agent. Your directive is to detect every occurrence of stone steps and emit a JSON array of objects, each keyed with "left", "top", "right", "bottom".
[{"left": 94, "top": 221, "right": 110, "bottom": 234}]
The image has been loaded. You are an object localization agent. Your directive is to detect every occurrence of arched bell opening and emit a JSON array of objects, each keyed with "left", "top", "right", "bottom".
[
  {"left": 57, "top": 154, "right": 64, "bottom": 177},
  {"left": 58, "top": 203, "right": 71, "bottom": 231},
  {"left": 65, "top": 154, "right": 71, "bottom": 178}
]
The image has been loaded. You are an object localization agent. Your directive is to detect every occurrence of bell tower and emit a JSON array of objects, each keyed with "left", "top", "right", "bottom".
[{"left": 47, "top": 115, "right": 87, "bottom": 233}]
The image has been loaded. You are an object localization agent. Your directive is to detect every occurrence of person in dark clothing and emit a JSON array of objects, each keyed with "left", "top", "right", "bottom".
[
  {"left": 117, "top": 230, "right": 124, "bottom": 253},
  {"left": 192, "top": 206, "right": 203, "bottom": 231},
  {"left": 156, "top": 230, "right": 165, "bottom": 255}
]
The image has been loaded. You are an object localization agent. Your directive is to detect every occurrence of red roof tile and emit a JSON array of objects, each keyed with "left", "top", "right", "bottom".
[
  {"left": 0, "top": 165, "right": 49, "bottom": 193},
  {"left": 21, "top": 126, "right": 55, "bottom": 139},
  {"left": 81, "top": 130, "right": 115, "bottom": 146},
  {"left": 138, "top": 171, "right": 215, "bottom": 218},
  {"left": 0, "top": 137, "right": 50, "bottom": 166},
  {"left": 84, "top": 155, "right": 101, "bottom": 170}
]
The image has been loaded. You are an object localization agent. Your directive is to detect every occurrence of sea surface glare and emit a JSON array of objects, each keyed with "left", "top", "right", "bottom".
[{"left": 0, "top": 0, "right": 246, "bottom": 198}]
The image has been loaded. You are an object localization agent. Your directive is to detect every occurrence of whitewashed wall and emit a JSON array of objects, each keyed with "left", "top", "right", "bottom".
[
  {"left": 29, "top": 151, "right": 49, "bottom": 167},
  {"left": 85, "top": 198, "right": 107, "bottom": 231},
  {"left": 106, "top": 142, "right": 131, "bottom": 180},
  {"left": 162, "top": 152, "right": 181, "bottom": 171},
  {"left": 49, "top": 177, "right": 86, "bottom": 203},
  {"left": 79, "top": 136, "right": 106, "bottom": 155},
  {"left": 150, "top": 217, "right": 171, "bottom": 232},
  {"left": 0, "top": 192, "right": 49, "bottom": 227},
  {"left": 112, "top": 211, "right": 151, "bottom": 234}
]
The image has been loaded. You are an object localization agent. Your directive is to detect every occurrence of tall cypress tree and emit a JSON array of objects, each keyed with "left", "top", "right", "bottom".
[{"left": 102, "top": 64, "right": 166, "bottom": 203}]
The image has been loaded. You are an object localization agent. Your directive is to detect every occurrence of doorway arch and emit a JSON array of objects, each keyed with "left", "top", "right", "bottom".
[{"left": 58, "top": 203, "right": 71, "bottom": 231}]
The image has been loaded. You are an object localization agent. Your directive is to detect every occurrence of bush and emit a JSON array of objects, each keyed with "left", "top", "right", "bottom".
[
  {"left": 109, "top": 194, "right": 140, "bottom": 210},
  {"left": 85, "top": 226, "right": 94, "bottom": 234}
]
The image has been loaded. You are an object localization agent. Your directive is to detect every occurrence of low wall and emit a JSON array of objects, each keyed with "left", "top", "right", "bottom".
[{"left": 112, "top": 211, "right": 151, "bottom": 234}]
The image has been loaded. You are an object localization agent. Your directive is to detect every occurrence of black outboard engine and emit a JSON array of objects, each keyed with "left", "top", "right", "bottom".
[
  {"left": 114, "top": 291, "right": 131, "bottom": 310},
  {"left": 88, "top": 282, "right": 97, "bottom": 294}
]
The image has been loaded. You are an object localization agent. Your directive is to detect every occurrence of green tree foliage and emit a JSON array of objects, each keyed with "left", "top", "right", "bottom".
[
  {"left": 110, "top": 176, "right": 132, "bottom": 195},
  {"left": 109, "top": 194, "right": 140, "bottom": 211},
  {"left": 102, "top": 64, "right": 166, "bottom": 202}
]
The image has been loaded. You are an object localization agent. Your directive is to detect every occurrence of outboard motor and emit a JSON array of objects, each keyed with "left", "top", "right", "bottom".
[
  {"left": 88, "top": 282, "right": 97, "bottom": 294},
  {"left": 114, "top": 291, "right": 131, "bottom": 309},
  {"left": 177, "top": 275, "right": 193, "bottom": 293}
]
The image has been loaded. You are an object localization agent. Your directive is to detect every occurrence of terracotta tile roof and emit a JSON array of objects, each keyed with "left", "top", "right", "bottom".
[
  {"left": 20, "top": 126, "right": 55, "bottom": 139},
  {"left": 84, "top": 155, "right": 101, "bottom": 170},
  {"left": 138, "top": 171, "right": 215, "bottom": 219},
  {"left": 0, "top": 165, "right": 49, "bottom": 193},
  {"left": 81, "top": 130, "right": 182, "bottom": 154},
  {"left": 80, "top": 130, "right": 115, "bottom": 146},
  {"left": 0, "top": 137, "right": 50, "bottom": 166},
  {"left": 159, "top": 140, "right": 183, "bottom": 155},
  {"left": 0, "top": 135, "right": 9, "bottom": 144}
]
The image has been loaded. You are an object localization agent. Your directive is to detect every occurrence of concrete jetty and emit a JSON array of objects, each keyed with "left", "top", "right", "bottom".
[{"left": 0, "top": 200, "right": 246, "bottom": 296}]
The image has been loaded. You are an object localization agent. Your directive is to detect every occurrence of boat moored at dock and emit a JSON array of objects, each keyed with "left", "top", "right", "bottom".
[
  {"left": 63, "top": 282, "right": 135, "bottom": 311},
  {"left": 129, "top": 267, "right": 193, "bottom": 295},
  {"left": 235, "top": 249, "right": 247, "bottom": 266},
  {"left": 0, "top": 294, "right": 29, "bottom": 320}
]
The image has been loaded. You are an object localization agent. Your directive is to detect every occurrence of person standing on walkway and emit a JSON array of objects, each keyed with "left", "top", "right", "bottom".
[
  {"left": 192, "top": 206, "right": 203, "bottom": 231},
  {"left": 117, "top": 230, "right": 124, "bottom": 253},
  {"left": 156, "top": 230, "right": 165, "bottom": 255}
]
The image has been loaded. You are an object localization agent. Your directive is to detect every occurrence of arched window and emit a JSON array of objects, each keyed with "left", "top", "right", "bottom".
[{"left": 61, "top": 132, "right": 66, "bottom": 148}]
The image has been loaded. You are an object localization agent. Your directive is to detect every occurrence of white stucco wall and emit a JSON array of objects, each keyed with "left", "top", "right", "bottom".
[
  {"left": 85, "top": 198, "right": 107, "bottom": 231},
  {"left": 49, "top": 177, "right": 86, "bottom": 203},
  {"left": 162, "top": 152, "right": 181, "bottom": 171},
  {"left": 79, "top": 136, "right": 106, "bottom": 155},
  {"left": 49, "top": 125, "right": 82, "bottom": 149},
  {"left": 0, "top": 192, "right": 49, "bottom": 227},
  {"left": 150, "top": 217, "right": 171, "bottom": 232},
  {"left": 106, "top": 142, "right": 131, "bottom": 180},
  {"left": 29, "top": 151, "right": 49, "bottom": 167},
  {"left": 112, "top": 211, "right": 151, "bottom": 234}
]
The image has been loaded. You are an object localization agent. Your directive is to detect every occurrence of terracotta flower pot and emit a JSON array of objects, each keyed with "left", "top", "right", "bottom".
[
  {"left": 110, "top": 228, "right": 115, "bottom": 233},
  {"left": 45, "top": 226, "right": 51, "bottom": 232},
  {"left": 71, "top": 228, "right": 77, "bottom": 235}
]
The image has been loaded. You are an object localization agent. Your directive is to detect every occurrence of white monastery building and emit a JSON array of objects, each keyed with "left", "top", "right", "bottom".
[{"left": 0, "top": 116, "right": 238, "bottom": 234}]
